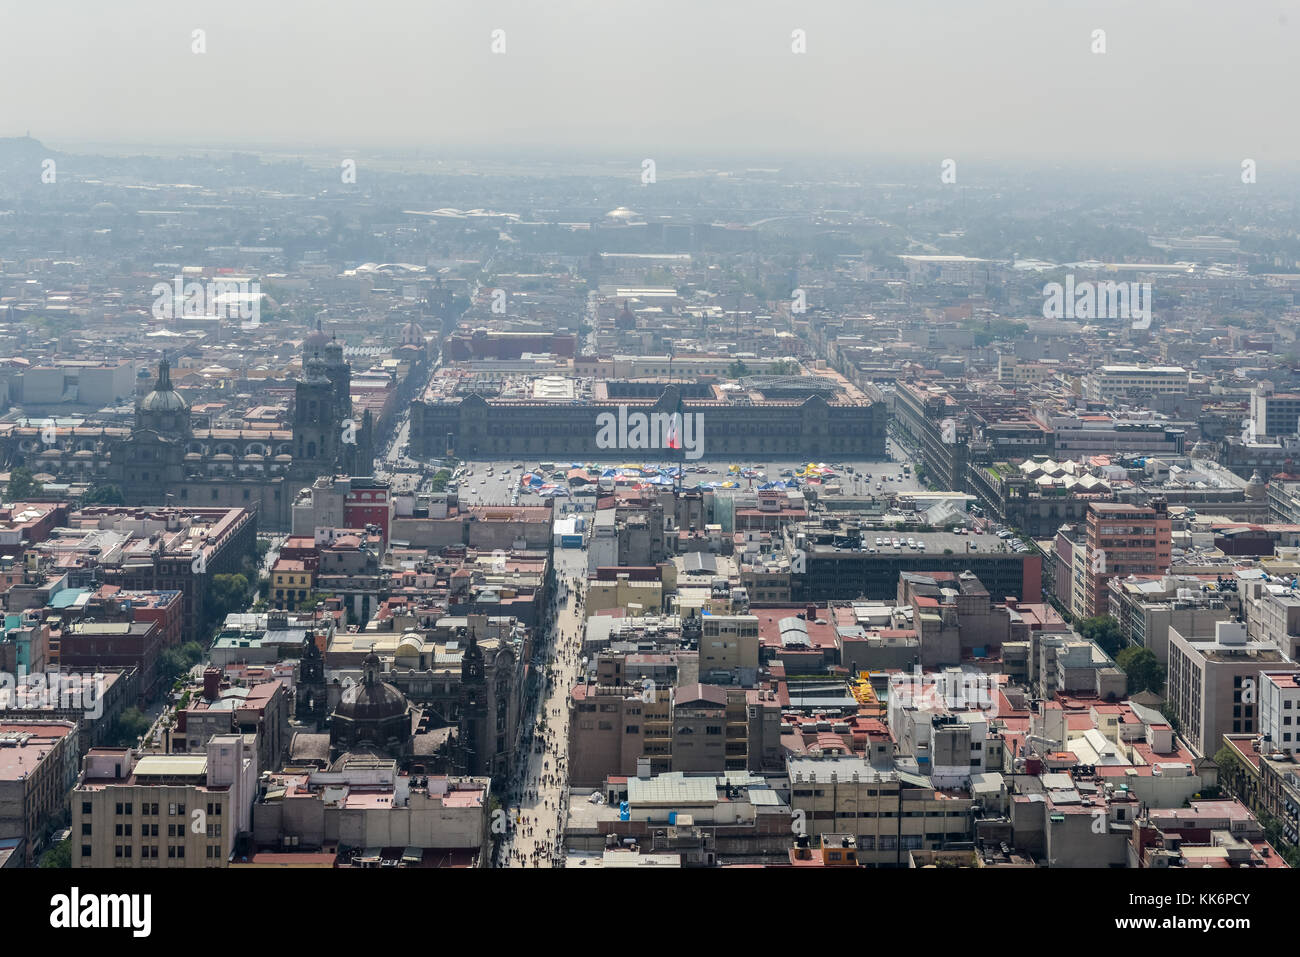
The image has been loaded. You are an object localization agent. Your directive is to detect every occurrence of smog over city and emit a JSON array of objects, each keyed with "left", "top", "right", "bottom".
[{"left": 1, "top": 0, "right": 1296, "bottom": 937}]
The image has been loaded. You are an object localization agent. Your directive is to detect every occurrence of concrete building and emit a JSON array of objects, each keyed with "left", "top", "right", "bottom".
[
  {"left": 253, "top": 757, "right": 490, "bottom": 862},
  {"left": 1167, "top": 621, "right": 1300, "bottom": 757},
  {"left": 0, "top": 720, "right": 78, "bottom": 864},
  {"left": 786, "top": 756, "right": 975, "bottom": 867},
  {"left": 698, "top": 614, "right": 759, "bottom": 682},
  {"left": 1083, "top": 365, "right": 1189, "bottom": 403},
  {"left": 1084, "top": 501, "right": 1172, "bottom": 618},
  {"left": 1109, "top": 575, "right": 1235, "bottom": 665},
  {"left": 71, "top": 734, "right": 257, "bottom": 868},
  {"left": 568, "top": 683, "right": 672, "bottom": 788},
  {"left": 1259, "top": 671, "right": 1300, "bottom": 757}
]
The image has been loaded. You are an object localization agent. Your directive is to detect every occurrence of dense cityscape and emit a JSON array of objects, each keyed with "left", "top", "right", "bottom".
[{"left": 4, "top": 0, "right": 1298, "bottom": 937}]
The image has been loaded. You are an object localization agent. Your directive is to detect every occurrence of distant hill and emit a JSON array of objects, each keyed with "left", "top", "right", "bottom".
[{"left": 0, "top": 135, "right": 55, "bottom": 158}]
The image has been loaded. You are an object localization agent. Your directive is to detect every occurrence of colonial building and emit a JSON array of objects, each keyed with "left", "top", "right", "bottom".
[{"left": 102, "top": 330, "right": 373, "bottom": 529}]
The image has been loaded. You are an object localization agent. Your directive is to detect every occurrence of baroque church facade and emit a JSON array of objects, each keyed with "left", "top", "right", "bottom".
[{"left": 107, "top": 325, "right": 374, "bottom": 529}]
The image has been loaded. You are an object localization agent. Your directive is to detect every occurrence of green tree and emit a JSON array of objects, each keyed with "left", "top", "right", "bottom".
[
  {"left": 298, "top": 590, "right": 333, "bottom": 613},
  {"left": 107, "top": 706, "right": 153, "bottom": 747},
  {"left": 39, "top": 838, "right": 71, "bottom": 868},
  {"left": 6, "top": 466, "right": 42, "bottom": 500},
  {"left": 1077, "top": 615, "right": 1126, "bottom": 658},
  {"left": 1115, "top": 646, "right": 1165, "bottom": 695},
  {"left": 157, "top": 641, "right": 205, "bottom": 687},
  {"left": 208, "top": 572, "right": 252, "bottom": 622},
  {"left": 727, "top": 360, "right": 751, "bottom": 379},
  {"left": 1253, "top": 809, "right": 1300, "bottom": 866}
]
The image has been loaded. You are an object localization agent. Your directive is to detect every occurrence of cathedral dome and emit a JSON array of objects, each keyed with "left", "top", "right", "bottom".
[
  {"left": 304, "top": 318, "right": 330, "bottom": 353},
  {"left": 401, "top": 319, "right": 424, "bottom": 346},
  {"left": 334, "top": 652, "right": 409, "bottom": 724},
  {"left": 140, "top": 357, "right": 188, "bottom": 413}
]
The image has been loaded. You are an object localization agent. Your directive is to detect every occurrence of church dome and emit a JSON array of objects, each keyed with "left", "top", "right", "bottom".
[
  {"left": 304, "top": 318, "right": 330, "bottom": 353},
  {"left": 334, "top": 652, "right": 409, "bottom": 723},
  {"left": 140, "top": 357, "right": 189, "bottom": 412},
  {"left": 401, "top": 319, "right": 424, "bottom": 346},
  {"left": 1245, "top": 470, "right": 1267, "bottom": 500}
]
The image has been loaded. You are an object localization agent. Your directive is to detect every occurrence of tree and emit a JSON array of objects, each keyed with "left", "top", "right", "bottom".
[
  {"left": 107, "top": 706, "right": 152, "bottom": 747},
  {"left": 39, "top": 839, "right": 71, "bottom": 869},
  {"left": 1252, "top": 809, "right": 1300, "bottom": 866},
  {"left": 1077, "top": 615, "right": 1127, "bottom": 658},
  {"left": 6, "top": 466, "right": 42, "bottom": 500},
  {"left": 1115, "top": 646, "right": 1165, "bottom": 694},
  {"left": 299, "top": 590, "right": 333, "bottom": 613},
  {"left": 727, "top": 360, "right": 751, "bottom": 379},
  {"left": 208, "top": 572, "right": 251, "bottom": 622},
  {"left": 1160, "top": 702, "right": 1183, "bottom": 735},
  {"left": 157, "top": 641, "right": 205, "bottom": 687},
  {"left": 82, "top": 484, "right": 125, "bottom": 505}
]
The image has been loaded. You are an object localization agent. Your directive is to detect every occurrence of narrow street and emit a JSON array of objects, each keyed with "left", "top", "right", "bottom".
[{"left": 498, "top": 545, "right": 587, "bottom": 868}]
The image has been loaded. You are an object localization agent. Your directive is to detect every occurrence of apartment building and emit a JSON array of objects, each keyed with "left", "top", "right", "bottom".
[
  {"left": 672, "top": 684, "right": 729, "bottom": 774},
  {"left": 71, "top": 734, "right": 256, "bottom": 868},
  {"left": 786, "top": 756, "right": 975, "bottom": 867},
  {"left": 1108, "top": 575, "right": 1235, "bottom": 664},
  {"left": 1083, "top": 365, "right": 1189, "bottom": 402},
  {"left": 568, "top": 683, "right": 672, "bottom": 788},
  {"left": 699, "top": 614, "right": 760, "bottom": 681},
  {"left": 1259, "top": 671, "right": 1300, "bottom": 757},
  {"left": 1166, "top": 622, "right": 1300, "bottom": 757},
  {"left": 1084, "top": 501, "right": 1172, "bottom": 619},
  {"left": 1241, "top": 580, "right": 1300, "bottom": 661},
  {"left": 0, "top": 721, "right": 78, "bottom": 864}
]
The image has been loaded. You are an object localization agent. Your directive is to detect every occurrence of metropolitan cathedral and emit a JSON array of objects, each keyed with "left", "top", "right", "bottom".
[{"left": 106, "top": 322, "right": 373, "bottom": 529}]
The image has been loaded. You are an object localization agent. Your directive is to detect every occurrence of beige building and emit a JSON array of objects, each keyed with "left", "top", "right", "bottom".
[
  {"left": 672, "top": 684, "right": 729, "bottom": 774},
  {"left": 0, "top": 721, "right": 78, "bottom": 864},
  {"left": 787, "top": 756, "right": 974, "bottom": 867},
  {"left": 254, "top": 756, "right": 490, "bottom": 859},
  {"left": 586, "top": 575, "right": 663, "bottom": 618},
  {"left": 1167, "top": 621, "right": 1300, "bottom": 757},
  {"left": 568, "top": 683, "right": 672, "bottom": 788},
  {"left": 699, "top": 614, "right": 760, "bottom": 679},
  {"left": 71, "top": 734, "right": 256, "bottom": 868}
]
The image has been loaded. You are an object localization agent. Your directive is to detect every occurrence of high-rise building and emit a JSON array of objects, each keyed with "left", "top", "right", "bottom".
[{"left": 1084, "top": 501, "right": 1172, "bottom": 619}]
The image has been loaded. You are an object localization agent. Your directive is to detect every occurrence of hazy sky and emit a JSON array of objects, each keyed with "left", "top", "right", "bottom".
[{"left": 3, "top": 0, "right": 1298, "bottom": 164}]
